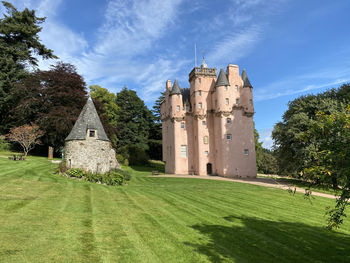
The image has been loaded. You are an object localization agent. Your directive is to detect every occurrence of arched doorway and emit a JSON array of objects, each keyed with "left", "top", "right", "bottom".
[{"left": 207, "top": 163, "right": 212, "bottom": 175}]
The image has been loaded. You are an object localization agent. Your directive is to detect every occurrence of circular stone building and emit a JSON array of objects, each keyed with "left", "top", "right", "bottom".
[{"left": 65, "top": 99, "right": 120, "bottom": 174}]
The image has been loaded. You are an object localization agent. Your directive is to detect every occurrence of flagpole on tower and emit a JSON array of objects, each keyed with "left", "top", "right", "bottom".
[{"left": 194, "top": 43, "right": 197, "bottom": 67}]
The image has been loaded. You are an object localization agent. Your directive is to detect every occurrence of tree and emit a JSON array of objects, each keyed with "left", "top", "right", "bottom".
[
  {"left": 0, "top": 1, "right": 57, "bottom": 133},
  {"left": 272, "top": 93, "right": 343, "bottom": 176},
  {"left": 255, "top": 127, "right": 278, "bottom": 174},
  {"left": 89, "top": 85, "right": 119, "bottom": 147},
  {"left": 302, "top": 106, "right": 350, "bottom": 229},
  {"left": 114, "top": 86, "right": 154, "bottom": 162},
  {"left": 6, "top": 123, "right": 43, "bottom": 156},
  {"left": 12, "top": 62, "right": 87, "bottom": 151}
]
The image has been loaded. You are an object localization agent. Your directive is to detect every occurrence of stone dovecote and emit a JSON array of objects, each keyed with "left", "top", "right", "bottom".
[{"left": 65, "top": 99, "right": 120, "bottom": 174}]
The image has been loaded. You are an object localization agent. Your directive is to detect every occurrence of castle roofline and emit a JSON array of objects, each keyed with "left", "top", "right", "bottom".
[
  {"left": 241, "top": 69, "right": 253, "bottom": 88},
  {"left": 170, "top": 79, "right": 182, "bottom": 95},
  {"left": 215, "top": 68, "right": 230, "bottom": 87}
]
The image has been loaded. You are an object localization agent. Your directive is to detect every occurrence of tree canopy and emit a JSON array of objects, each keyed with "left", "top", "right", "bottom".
[{"left": 0, "top": 1, "right": 57, "bottom": 132}]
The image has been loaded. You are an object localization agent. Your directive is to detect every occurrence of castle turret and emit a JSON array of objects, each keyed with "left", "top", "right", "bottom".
[
  {"left": 169, "top": 80, "right": 183, "bottom": 118},
  {"left": 241, "top": 69, "right": 254, "bottom": 114},
  {"left": 215, "top": 69, "right": 231, "bottom": 112}
]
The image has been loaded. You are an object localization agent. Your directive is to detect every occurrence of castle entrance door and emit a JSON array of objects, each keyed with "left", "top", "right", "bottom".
[{"left": 207, "top": 163, "right": 212, "bottom": 175}]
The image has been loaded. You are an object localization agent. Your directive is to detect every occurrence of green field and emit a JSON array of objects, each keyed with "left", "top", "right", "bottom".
[{"left": 1, "top": 155, "right": 350, "bottom": 263}]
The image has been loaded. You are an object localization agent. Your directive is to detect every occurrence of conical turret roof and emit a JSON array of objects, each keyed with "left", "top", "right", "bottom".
[
  {"left": 215, "top": 69, "right": 230, "bottom": 87},
  {"left": 241, "top": 69, "right": 253, "bottom": 88},
  {"left": 65, "top": 99, "right": 110, "bottom": 141},
  {"left": 170, "top": 79, "right": 181, "bottom": 95}
]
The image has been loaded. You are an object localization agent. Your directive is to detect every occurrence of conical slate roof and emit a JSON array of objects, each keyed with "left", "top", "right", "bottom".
[
  {"left": 241, "top": 69, "right": 253, "bottom": 88},
  {"left": 170, "top": 79, "right": 181, "bottom": 95},
  {"left": 215, "top": 69, "right": 230, "bottom": 87},
  {"left": 65, "top": 99, "right": 110, "bottom": 141}
]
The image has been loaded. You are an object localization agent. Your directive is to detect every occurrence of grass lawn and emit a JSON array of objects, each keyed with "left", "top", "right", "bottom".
[{"left": 1, "top": 155, "right": 350, "bottom": 262}]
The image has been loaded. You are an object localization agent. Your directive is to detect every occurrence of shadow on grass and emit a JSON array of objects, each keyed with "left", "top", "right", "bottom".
[{"left": 186, "top": 216, "right": 350, "bottom": 263}]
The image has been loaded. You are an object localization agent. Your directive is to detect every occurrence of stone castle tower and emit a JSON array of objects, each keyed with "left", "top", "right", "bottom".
[
  {"left": 160, "top": 61, "right": 257, "bottom": 178},
  {"left": 65, "top": 99, "right": 120, "bottom": 174}
]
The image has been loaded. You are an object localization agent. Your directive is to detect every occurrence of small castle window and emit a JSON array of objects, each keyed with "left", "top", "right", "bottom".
[
  {"left": 185, "top": 105, "right": 190, "bottom": 112},
  {"left": 203, "top": 136, "right": 209, "bottom": 144},
  {"left": 205, "top": 151, "right": 209, "bottom": 156},
  {"left": 226, "top": 134, "right": 232, "bottom": 140},
  {"left": 244, "top": 149, "right": 249, "bottom": 155},
  {"left": 198, "top": 90, "right": 202, "bottom": 96},
  {"left": 236, "top": 99, "right": 239, "bottom": 105},
  {"left": 227, "top": 118, "right": 231, "bottom": 124},
  {"left": 177, "top": 105, "right": 180, "bottom": 111},
  {"left": 199, "top": 78, "right": 201, "bottom": 84},
  {"left": 235, "top": 85, "right": 238, "bottom": 91},
  {"left": 181, "top": 122, "right": 185, "bottom": 129},
  {"left": 89, "top": 130, "right": 96, "bottom": 137},
  {"left": 224, "top": 86, "right": 228, "bottom": 91},
  {"left": 225, "top": 98, "right": 229, "bottom": 105},
  {"left": 202, "top": 120, "right": 206, "bottom": 126},
  {"left": 181, "top": 145, "right": 187, "bottom": 158},
  {"left": 250, "top": 99, "right": 253, "bottom": 106},
  {"left": 198, "top": 102, "right": 202, "bottom": 109}
]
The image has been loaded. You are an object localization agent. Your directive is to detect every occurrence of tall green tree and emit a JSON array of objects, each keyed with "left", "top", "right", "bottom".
[
  {"left": 302, "top": 106, "right": 350, "bottom": 229},
  {"left": 115, "top": 86, "right": 153, "bottom": 151},
  {"left": 0, "top": 1, "right": 57, "bottom": 132},
  {"left": 272, "top": 93, "right": 342, "bottom": 176}
]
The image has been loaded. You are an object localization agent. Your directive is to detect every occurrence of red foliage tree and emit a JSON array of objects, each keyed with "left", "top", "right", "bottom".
[
  {"left": 7, "top": 123, "right": 44, "bottom": 156},
  {"left": 12, "top": 62, "right": 88, "bottom": 151}
]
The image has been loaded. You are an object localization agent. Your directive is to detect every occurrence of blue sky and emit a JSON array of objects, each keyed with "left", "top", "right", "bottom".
[{"left": 3, "top": 0, "right": 350, "bottom": 148}]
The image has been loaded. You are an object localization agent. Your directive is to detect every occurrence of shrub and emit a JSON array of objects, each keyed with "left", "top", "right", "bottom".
[
  {"left": 123, "top": 159, "right": 129, "bottom": 166},
  {"left": 64, "top": 168, "right": 129, "bottom": 186},
  {"left": 66, "top": 168, "right": 85, "bottom": 178}
]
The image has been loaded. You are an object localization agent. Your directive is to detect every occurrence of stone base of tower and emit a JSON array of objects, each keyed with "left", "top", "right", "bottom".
[{"left": 65, "top": 140, "right": 120, "bottom": 174}]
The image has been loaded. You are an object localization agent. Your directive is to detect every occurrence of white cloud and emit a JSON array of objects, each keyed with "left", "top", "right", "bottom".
[{"left": 259, "top": 128, "right": 274, "bottom": 149}]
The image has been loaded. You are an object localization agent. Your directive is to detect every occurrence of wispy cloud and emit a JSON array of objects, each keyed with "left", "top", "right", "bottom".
[{"left": 254, "top": 67, "right": 350, "bottom": 102}]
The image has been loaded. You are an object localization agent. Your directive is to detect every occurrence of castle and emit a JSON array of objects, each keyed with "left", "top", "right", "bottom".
[
  {"left": 160, "top": 61, "right": 257, "bottom": 178},
  {"left": 65, "top": 99, "right": 120, "bottom": 174}
]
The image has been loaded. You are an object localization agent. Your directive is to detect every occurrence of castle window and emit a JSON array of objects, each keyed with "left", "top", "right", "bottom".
[
  {"left": 226, "top": 134, "right": 232, "bottom": 140},
  {"left": 235, "top": 85, "right": 238, "bottom": 91},
  {"left": 198, "top": 102, "right": 202, "bottom": 109},
  {"left": 199, "top": 78, "right": 201, "bottom": 84},
  {"left": 181, "top": 145, "right": 187, "bottom": 158},
  {"left": 227, "top": 118, "right": 231, "bottom": 124},
  {"left": 185, "top": 104, "right": 190, "bottom": 112},
  {"left": 177, "top": 105, "right": 180, "bottom": 111},
  {"left": 250, "top": 99, "right": 253, "bottom": 106},
  {"left": 89, "top": 130, "right": 96, "bottom": 137},
  {"left": 181, "top": 122, "right": 185, "bottom": 129},
  {"left": 198, "top": 90, "right": 202, "bottom": 96},
  {"left": 225, "top": 98, "right": 229, "bottom": 105},
  {"left": 236, "top": 99, "right": 239, "bottom": 105},
  {"left": 205, "top": 151, "right": 209, "bottom": 156},
  {"left": 202, "top": 120, "right": 206, "bottom": 126},
  {"left": 244, "top": 149, "right": 249, "bottom": 155},
  {"left": 224, "top": 86, "right": 228, "bottom": 91},
  {"left": 203, "top": 136, "right": 209, "bottom": 144}
]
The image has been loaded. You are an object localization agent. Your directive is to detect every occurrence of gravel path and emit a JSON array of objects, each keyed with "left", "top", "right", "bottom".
[{"left": 152, "top": 174, "right": 337, "bottom": 199}]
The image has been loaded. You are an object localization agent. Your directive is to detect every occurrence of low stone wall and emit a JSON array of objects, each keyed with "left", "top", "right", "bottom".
[{"left": 65, "top": 140, "right": 120, "bottom": 174}]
